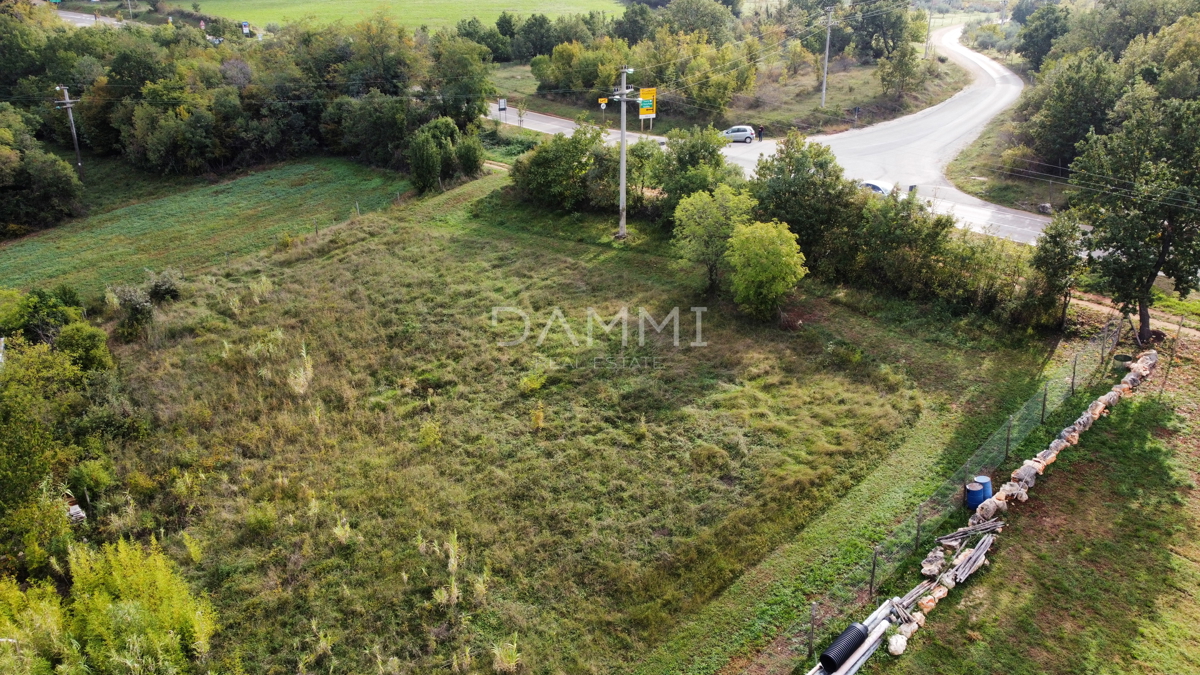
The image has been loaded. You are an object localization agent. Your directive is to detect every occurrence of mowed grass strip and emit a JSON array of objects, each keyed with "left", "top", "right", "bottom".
[
  {"left": 0, "top": 158, "right": 409, "bottom": 294},
  {"left": 103, "top": 173, "right": 1058, "bottom": 672},
  {"left": 194, "top": 0, "right": 624, "bottom": 29}
]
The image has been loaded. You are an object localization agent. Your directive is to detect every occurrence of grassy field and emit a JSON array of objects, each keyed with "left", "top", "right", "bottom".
[
  {"left": 184, "top": 0, "right": 624, "bottom": 28},
  {"left": 56, "top": 168, "right": 1072, "bottom": 674},
  {"left": 0, "top": 157, "right": 410, "bottom": 295},
  {"left": 872, "top": 326, "right": 1199, "bottom": 675}
]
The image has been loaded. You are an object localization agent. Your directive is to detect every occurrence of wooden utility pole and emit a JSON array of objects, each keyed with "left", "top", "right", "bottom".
[
  {"left": 55, "top": 86, "right": 83, "bottom": 177},
  {"left": 821, "top": 7, "right": 834, "bottom": 108}
]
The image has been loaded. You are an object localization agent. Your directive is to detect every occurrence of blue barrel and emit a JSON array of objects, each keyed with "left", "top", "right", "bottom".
[{"left": 965, "top": 475, "right": 993, "bottom": 510}]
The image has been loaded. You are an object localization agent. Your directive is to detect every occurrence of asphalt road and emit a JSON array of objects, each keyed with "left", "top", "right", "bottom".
[
  {"left": 56, "top": 9, "right": 125, "bottom": 27},
  {"left": 488, "top": 25, "right": 1051, "bottom": 243}
]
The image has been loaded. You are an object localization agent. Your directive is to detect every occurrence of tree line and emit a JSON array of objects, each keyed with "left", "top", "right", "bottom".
[
  {"left": 0, "top": 1, "right": 497, "bottom": 235},
  {"left": 992, "top": 0, "right": 1200, "bottom": 342},
  {"left": 511, "top": 121, "right": 1077, "bottom": 325}
]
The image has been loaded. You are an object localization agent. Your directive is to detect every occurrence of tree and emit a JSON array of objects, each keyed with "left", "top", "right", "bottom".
[
  {"left": 1011, "top": 0, "right": 1040, "bottom": 24},
  {"left": 663, "top": 0, "right": 735, "bottom": 45},
  {"left": 510, "top": 122, "right": 605, "bottom": 210},
  {"left": 427, "top": 37, "right": 497, "bottom": 129},
  {"left": 654, "top": 125, "right": 742, "bottom": 222},
  {"left": 1017, "top": 5, "right": 1070, "bottom": 70},
  {"left": 341, "top": 14, "right": 421, "bottom": 96},
  {"left": 724, "top": 220, "right": 808, "bottom": 319},
  {"left": 749, "top": 130, "right": 860, "bottom": 267},
  {"left": 1031, "top": 216, "right": 1085, "bottom": 327},
  {"left": 852, "top": 5, "right": 910, "bottom": 59},
  {"left": 514, "top": 13, "right": 556, "bottom": 59},
  {"left": 496, "top": 11, "right": 519, "bottom": 39},
  {"left": 877, "top": 41, "right": 925, "bottom": 98},
  {"left": 673, "top": 184, "right": 755, "bottom": 290},
  {"left": 1072, "top": 85, "right": 1200, "bottom": 343},
  {"left": 1023, "top": 50, "right": 1122, "bottom": 169},
  {"left": 614, "top": 3, "right": 656, "bottom": 45}
]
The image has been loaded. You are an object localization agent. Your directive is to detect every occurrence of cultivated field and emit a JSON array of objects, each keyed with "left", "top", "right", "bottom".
[{"left": 192, "top": 0, "right": 624, "bottom": 28}]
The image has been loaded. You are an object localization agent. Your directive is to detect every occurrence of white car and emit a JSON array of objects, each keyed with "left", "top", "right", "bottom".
[
  {"left": 859, "top": 180, "right": 895, "bottom": 195},
  {"left": 721, "top": 125, "right": 757, "bottom": 143}
]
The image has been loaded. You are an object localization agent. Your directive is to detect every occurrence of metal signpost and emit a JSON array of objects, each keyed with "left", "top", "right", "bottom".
[
  {"left": 242, "top": 21, "right": 250, "bottom": 36},
  {"left": 498, "top": 98, "right": 507, "bottom": 124},
  {"left": 638, "top": 87, "right": 656, "bottom": 132}
]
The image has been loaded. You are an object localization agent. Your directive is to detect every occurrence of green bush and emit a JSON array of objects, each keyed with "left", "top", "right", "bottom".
[
  {"left": 455, "top": 134, "right": 485, "bottom": 177},
  {"left": 2, "top": 289, "right": 80, "bottom": 344},
  {"left": 145, "top": 268, "right": 182, "bottom": 304},
  {"left": 724, "top": 220, "right": 808, "bottom": 320},
  {"left": 68, "top": 539, "right": 216, "bottom": 674},
  {"left": 511, "top": 122, "right": 605, "bottom": 210},
  {"left": 0, "top": 104, "right": 83, "bottom": 234},
  {"left": 69, "top": 459, "right": 115, "bottom": 503},
  {"left": 114, "top": 286, "right": 153, "bottom": 341},
  {"left": 55, "top": 322, "right": 114, "bottom": 371},
  {"left": 408, "top": 132, "right": 443, "bottom": 193}
]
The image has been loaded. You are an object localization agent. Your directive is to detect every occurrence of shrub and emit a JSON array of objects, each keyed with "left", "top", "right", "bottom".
[
  {"left": 68, "top": 539, "right": 216, "bottom": 673},
  {"left": 114, "top": 286, "right": 153, "bottom": 341},
  {"left": 4, "top": 289, "right": 78, "bottom": 343},
  {"left": 244, "top": 503, "right": 277, "bottom": 536},
  {"left": 510, "top": 121, "right": 604, "bottom": 210},
  {"left": 724, "top": 221, "right": 809, "bottom": 319},
  {"left": 68, "top": 460, "right": 115, "bottom": 502},
  {"left": 408, "top": 133, "right": 444, "bottom": 193},
  {"left": 145, "top": 268, "right": 182, "bottom": 304},
  {"left": 456, "top": 134, "right": 485, "bottom": 177},
  {"left": 55, "top": 322, "right": 114, "bottom": 371}
]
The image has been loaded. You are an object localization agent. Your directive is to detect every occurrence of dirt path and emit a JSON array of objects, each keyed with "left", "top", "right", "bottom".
[{"left": 1070, "top": 295, "right": 1199, "bottom": 340}]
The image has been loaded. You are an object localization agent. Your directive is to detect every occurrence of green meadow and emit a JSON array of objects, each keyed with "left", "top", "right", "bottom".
[{"left": 192, "top": 0, "right": 625, "bottom": 29}]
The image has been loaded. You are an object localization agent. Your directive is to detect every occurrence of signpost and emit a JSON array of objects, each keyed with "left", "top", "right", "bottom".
[
  {"left": 242, "top": 21, "right": 250, "bottom": 36},
  {"left": 638, "top": 87, "right": 656, "bottom": 132},
  {"left": 598, "top": 97, "right": 607, "bottom": 123},
  {"left": 498, "top": 98, "right": 507, "bottom": 123}
]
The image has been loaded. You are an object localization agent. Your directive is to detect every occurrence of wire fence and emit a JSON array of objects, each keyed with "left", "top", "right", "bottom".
[{"left": 775, "top": 313, "right": 1132, "bottom": 669}]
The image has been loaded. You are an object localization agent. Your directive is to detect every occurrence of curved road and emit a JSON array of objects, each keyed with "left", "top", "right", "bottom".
[{"left": 490, "top": 25, "right": 1050, "bottom": 243}]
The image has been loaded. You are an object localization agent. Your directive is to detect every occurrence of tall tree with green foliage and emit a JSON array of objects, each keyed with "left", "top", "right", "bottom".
[
  {"left": 749, "top": 130, "right": 860, "bottom": 268},
  {"left": 725, "top": 220, "right": 808, "bottom": 319},
  {"left": 672, "top": 184, "right": 755, "bottom": 291},
  {"left": 1031, "top": 216, "right": 1085, "bottom": 327},
  {"left": 1022, "top": 49, "right": 1123, "bottom": 169},
  {"left": 1017, "top": 5, "right": 1071, "bottom": 70},
  {"left": 1072, "top": 85, "right": 1200, "bottom": 343},
  {"left": 877, "top": 41, "right": 925, "bottom": 97},
  {"left": 427, "top": 36, "right": 497, "bottom": 129},
  {"left": 654, "top": 125, "right": 742, "bottom": 223}
]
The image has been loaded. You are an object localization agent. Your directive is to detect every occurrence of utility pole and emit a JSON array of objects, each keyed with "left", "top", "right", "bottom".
[
  {"left": 924, "top": 9, "right": 934, "bottom": 59},
  {"left": 821, "top": 6, "right": 834, "bottom": 108},
  {"left": 612, "top": 66, "right": 636, "bottom": 240},
  {"left": 55, "top": 86, "right": 83, "bottom": 178}
]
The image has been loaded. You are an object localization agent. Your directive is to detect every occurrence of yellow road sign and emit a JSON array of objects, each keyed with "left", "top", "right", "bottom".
[
  {"left": 639, "top": 87, "right": 656, "bottom": 119},
  {"left": 598, "top": 97, "right": 608, "bottom": 104}
]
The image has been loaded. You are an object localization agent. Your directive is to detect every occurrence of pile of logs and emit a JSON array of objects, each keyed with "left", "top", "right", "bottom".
[{"left": 804, "top": 350, "right": 1160, "bottom": 673}]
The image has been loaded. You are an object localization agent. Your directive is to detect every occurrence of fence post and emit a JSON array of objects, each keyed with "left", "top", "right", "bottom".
[
  {"left": 1071, "top": 354, "right": 1078, "bottom": 396},
  {"left": 914, "top": 504, "right": 923, "bottom": 553},
  {"left": 1041, "top": 383, "right": 1048, "bottom": 424},
  {"left": 1004, "top": 415, "right": 1013, "bottom": 462},
  {"left": 808, "top": 601, "right": 817, "bottom": 659},
  {"left": 1158, "top": 315, "right": 1187, "bottom": 398},
  {"left": 869, "top": 546, "right": 879, "bottom": 598}
]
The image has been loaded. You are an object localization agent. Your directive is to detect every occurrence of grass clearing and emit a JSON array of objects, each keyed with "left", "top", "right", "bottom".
[
  {"left": 184, "top": 0, "right": 624, "bottom": 29},
  {"left": 0, "top": 158, "right": 409, "bottom": 295},
  {"left": 945, "top": 106, "right": 1070, "bottom": 214},
  {"left": 871, "top": 328, "right": 1199, "bottom": 674},
  {"left": 72, "top": 171, "right": 1065, "bottom": 673}
]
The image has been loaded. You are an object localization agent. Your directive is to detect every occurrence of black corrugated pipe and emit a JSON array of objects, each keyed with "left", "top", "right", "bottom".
[{"left": 820, "top": 622, "right": 868, "bottom": 672}]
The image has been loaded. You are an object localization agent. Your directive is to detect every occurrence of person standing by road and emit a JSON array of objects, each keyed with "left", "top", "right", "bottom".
[{"left": 756, "top": 125, "right": 765, "bottom": 142}]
